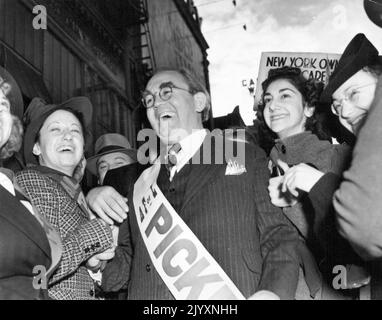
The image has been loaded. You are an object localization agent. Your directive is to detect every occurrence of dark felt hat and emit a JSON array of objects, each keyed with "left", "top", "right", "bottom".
[
  {"left": 0, "top": 66, "right": 24, "bottom": 119},
  {"left": 23, "top": 96, "right": 93, "bottom": 165},
  {"left": 321, "top": 33, "right": 382, "bottom": 103},
  {"left": 364, "top": 0, "right": 382, "bottom": 28},
  {"left": 86, "top": 133, "right": 137, "bottom": 176}
]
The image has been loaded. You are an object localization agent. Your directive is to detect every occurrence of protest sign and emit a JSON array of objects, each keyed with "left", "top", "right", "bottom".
[{"left": 254, "top": 52, "right": 341, "bottom": 110}]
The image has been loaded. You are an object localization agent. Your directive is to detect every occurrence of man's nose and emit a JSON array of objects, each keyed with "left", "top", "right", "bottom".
[
  {"left": 153, "top": 101, "right": 168, "bottom": 118},
  {"left": 153, "top": 95, "right": 167, "bottom": 108}
]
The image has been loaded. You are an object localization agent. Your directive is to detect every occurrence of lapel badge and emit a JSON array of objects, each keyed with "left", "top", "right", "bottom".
[{"left": 225, "top": 159, "right": 247, "bottom": 176}]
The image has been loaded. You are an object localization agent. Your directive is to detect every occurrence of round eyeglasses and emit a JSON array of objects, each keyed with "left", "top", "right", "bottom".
[
  {"left": 142, "top": 85, "right": 193, "bottom": 109},
  {"left": 331, "top": 82, "right": 377, "bottom": 115}
]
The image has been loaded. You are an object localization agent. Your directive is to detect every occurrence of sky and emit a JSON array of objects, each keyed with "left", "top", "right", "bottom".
[{"left": 193, "top": 0, "right": 382, "bottom": 125}]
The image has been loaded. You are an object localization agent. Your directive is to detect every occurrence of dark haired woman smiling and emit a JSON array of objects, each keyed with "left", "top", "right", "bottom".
[
  {"left": 16, "top": 97, "right": 115, "bottom": 299},
  {"left": 258, "top": 66, "right": 351, "bottom": 299}
]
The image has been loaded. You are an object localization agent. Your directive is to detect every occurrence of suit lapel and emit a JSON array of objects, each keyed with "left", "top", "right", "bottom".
[
  {"left": 180, "top": 134, "right": 226, "bottom": 212},
  {"left": 0, "top": 185, "right": 51, "bottom": 259}
]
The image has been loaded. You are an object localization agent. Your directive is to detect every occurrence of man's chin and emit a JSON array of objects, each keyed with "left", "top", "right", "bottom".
[
  {"left": 158, "top": 134, "right": 178, "bottom": 146},
  {"left": 157, "top": 128, "right": 189, "bottom": 145}
]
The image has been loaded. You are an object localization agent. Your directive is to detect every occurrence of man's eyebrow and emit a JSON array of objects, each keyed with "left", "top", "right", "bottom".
[
  {"left": 114, "top": 156, "right": 129, "bottom": 162},
  {"left": 159, "top": 81, "right": 174, "bottom": 89}
]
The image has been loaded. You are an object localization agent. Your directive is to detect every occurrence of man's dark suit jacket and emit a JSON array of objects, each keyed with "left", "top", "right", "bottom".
[
  {"left": 0, "top": 185, "right": 51, "bottom": 299},
  {"left": 102, "top": 137, "right": 300, "bottom": 299}
]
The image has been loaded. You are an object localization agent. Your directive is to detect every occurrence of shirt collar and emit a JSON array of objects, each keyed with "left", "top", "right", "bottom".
[
  {"left": 0, "top": 171, "right": 15, "bottom": 196},
  {"left": 171, "top": 129, "right": 207, "bottom": 173}
]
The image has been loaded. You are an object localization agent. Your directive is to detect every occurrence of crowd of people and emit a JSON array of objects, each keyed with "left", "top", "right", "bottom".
[{"left": 0, "top": 32, "right": 382, "bottom": 300}]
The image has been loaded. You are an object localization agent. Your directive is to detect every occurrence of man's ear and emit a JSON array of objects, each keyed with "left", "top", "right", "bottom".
[
  {"left": 193, "top": 92, "right": 207, "bottom": 113},
  {"left": 32, "top": 142, "right": 41, "bottom": 156}
]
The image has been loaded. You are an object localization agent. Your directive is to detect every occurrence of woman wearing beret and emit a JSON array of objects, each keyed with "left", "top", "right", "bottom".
[
  {"left": 0, "top": 67, "right": 62, "bottom": 300},
  {"left": 258, "top": 66, "right": 351, "bottom": 299},
  {"left": 16, "top": 97, "right": 115, "bottom": 300},
  {"left": 274, "top": 34, "right": 382, "bottom": 296}
]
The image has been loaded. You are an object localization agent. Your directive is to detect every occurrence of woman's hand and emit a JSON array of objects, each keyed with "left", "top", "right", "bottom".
[
  {"left": 86, "top": 247, "right": 116, "bottom": 271},
  {"left": 277, "top": 160, "right": 324, "bottom": 195},
  {"left": 268, "top": 175, "right": 298, "bottom": 208}
]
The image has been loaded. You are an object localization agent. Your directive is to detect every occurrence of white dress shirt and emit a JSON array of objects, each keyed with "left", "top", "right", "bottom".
[
  {"left": 0, "top": 171, "right": 35, "bottom": 215},
  {"left": 168, "top": 129, "right": 207, "bottom": 181}
]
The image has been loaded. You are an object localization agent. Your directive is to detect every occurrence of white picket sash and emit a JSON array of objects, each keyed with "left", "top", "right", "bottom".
[{"left": 133, "top": 162, "right": 245, "bottom": 300}]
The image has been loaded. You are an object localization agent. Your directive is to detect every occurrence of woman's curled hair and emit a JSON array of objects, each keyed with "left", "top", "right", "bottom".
[
  {"left": 0, "top": 115, "right": 23, "bottom": 160},
  {"left": 257, "top": 66, "right": 331, "bottom": 154}
]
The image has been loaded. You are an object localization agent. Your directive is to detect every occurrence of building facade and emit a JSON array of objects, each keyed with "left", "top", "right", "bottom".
[
  {"left": 0, "top": 0, "right": 210, "bottom": 163},
  {"left": 145, "top": 0, "right": 209, "bottom": 90}
]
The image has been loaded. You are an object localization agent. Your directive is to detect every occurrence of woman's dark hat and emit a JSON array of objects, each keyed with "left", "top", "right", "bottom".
[
  {"left": 23, "top": 96, "right": 93, "bottom": 165},
  {"left": 86, "top": 133, "right": 137, "bottom": 176},
  {"left": 0, "top": 66, "right": 24, "bottom": 119},
  {"left": 364, "top": 0, "right": 382, "bottom": 28},
  {"left": 321, "top": 33, "right": 382, "bottom": 103}
]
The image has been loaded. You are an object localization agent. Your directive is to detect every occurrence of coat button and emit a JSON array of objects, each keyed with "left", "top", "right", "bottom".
[
  {"left": 146, "top": 264, "right": 151, "bottom": 272},
  {"left": 89, "top": 289, "right": 95, "bottom": 297},
  {"left": 169, "top": 187, "right": 176, "bottom": 193},
  {"left": 281, "top": 145, "right": 286, "bottom": 154}
]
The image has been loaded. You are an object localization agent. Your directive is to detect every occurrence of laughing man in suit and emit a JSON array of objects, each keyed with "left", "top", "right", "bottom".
[{"left": 87, "top": 68, "right": 300, "bottom": 300}]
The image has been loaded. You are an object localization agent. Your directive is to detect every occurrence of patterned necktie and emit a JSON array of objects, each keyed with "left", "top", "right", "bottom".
[{"left": 165, "top": 143, "right": 182, "bottom": 173}]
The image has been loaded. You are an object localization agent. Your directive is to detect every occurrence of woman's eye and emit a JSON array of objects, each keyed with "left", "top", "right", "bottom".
[
  {"left": 71, "top": 129, "right": 80, "bottom": 133},
  {"left": 281, "top": 94, "right": 290, "bottom": 99},
  {"left": 264, "top": 97, "right": 272, "bottom": 104},
  {"left": 349, "top": 90, "right": 359, "bottom": 100},
  {"left": 50, "top": 127, "right": 60, "bottom": 132}
]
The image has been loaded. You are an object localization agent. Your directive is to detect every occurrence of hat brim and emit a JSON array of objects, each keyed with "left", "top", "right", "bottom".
[
  {"left": 321, "top": 55, "right": 382, "bottom": 103},
  {"left": 24, "top": 97, "right": 93, "bottom": 166},
  {"left": 86, "top": 148, "right": 137, "bottom": 177},
  {"left": 321, "top": 33, "right": 381, "bottom": 104},
  {"left": 0, "top": 66, "right": 24, "bottom": 119}
]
